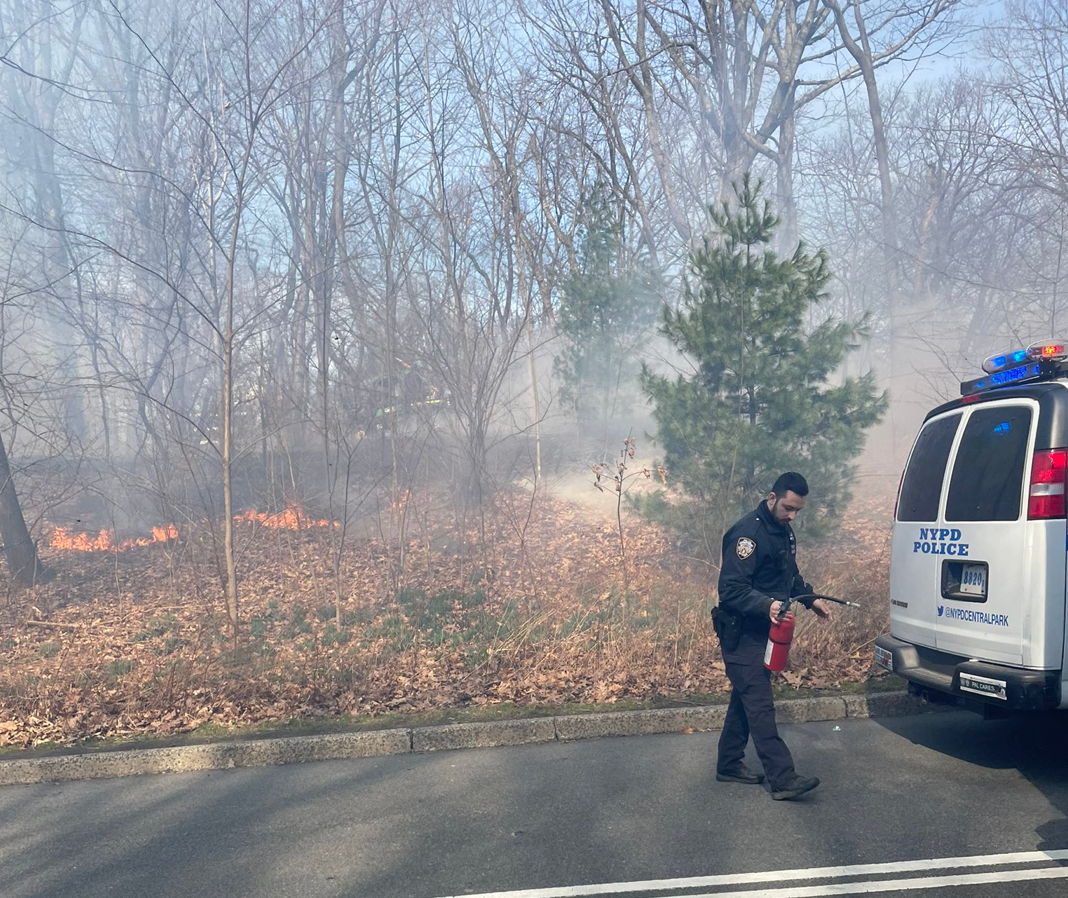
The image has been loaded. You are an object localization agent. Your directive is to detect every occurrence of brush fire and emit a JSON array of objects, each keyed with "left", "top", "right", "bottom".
[
  {"left": 50, "top": 524, "right": 180, "bottom": 553},
  {"left": 48, "top": 506, "right": 338, "bottom": 553},
  {"left": 234, "top": 506, "right": 339, "bottom": 530}
]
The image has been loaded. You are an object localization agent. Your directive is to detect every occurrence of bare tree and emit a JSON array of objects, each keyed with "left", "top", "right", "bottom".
[
  {"left": 823, "top": 0, "right": 961, "bottom": 441},
  {"left": 0, "top": 425, "right": 40, "bottom": 586}
]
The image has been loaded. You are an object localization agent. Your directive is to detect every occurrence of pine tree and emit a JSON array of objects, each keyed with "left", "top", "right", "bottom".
[
  {"left": 554, "top": 187, "right": 660, "bottom": 432},
  {"left": 638, "top": 176, "right": 886, "bottom": 552}
]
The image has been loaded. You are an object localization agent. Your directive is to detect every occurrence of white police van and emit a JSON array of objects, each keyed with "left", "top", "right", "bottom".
[{"left": 874, "top": 341, "right": 1068, "bottom": 716}]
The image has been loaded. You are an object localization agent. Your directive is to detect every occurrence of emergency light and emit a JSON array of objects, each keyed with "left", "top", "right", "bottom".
[
  {"left": 1027, "top": 341, "right": 1068, "bottom": 361},
  {"left": 962, "top": 341, "right": 1068, "bottom": 396},
  {"left": 981, "top": 349, "right": 1028, "bottom": 374}
]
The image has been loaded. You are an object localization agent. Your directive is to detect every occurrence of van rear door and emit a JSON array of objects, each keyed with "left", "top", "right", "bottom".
[
  {"left": 891, "top": 411, "right": 962, "bottom": 650},
  {"left": 938, "top": 400, "right": 1065, "bottom": 668}
]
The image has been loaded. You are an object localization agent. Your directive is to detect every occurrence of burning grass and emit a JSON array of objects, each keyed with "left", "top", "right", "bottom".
[
  {"left": 50, "top": 524, "right": 179, "bottom": 553},
  {"left": 0, "top": 491, "right": 892, "bottom": 749},
  {"left": 47, "top": 503, "right": 338, "bottom": 555}
]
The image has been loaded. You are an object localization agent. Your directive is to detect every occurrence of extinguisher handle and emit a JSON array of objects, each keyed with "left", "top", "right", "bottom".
[{"left": 776, "top": 596, "right": 793, "bottom": 621}]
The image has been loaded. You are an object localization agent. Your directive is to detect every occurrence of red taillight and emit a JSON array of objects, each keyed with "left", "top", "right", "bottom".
[{"left": 1028, "top": 449, "right": 1068, "bottom": 519}]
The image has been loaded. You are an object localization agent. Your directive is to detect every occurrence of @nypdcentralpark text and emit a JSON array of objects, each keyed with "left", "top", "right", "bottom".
[
  {"left": 913, "top": 527, "right": 969, "bottom": 556},
  {"left": 941, "top": 606, "right": 1009, "bottom": 627}
]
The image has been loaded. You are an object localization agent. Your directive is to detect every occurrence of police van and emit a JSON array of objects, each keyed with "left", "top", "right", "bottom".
[{"left": 874, "top": 341, "right": 1068, "bottom": 715}]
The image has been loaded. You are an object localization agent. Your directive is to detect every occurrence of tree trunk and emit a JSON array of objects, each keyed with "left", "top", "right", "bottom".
[
  {"left": 221, "top": 163, "right": 252, "bottom": 637},
  {"left": 826, "top": 0, "right": 907, "bottom": 452},
  {"left": 0, "top": 428, "right": 42, "bottom": 586},
  {"left": 776, "top": 100, "right": 798, "bottom": 254},
  {"left": 222, "top": 328, "right": 239, "bottom": 635}
]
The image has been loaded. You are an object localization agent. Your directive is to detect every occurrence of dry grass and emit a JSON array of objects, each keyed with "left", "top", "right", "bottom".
[
  {"left": 782, "top": 496, "right": 893, "bottom": 687},
  {"left": 0, "top": 489, "right": 893, "bottom": 749}
]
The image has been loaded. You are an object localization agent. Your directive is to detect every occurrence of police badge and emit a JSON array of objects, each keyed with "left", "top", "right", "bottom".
[{"left": 736, "top": 537, "right": 756, "bottom": 559}]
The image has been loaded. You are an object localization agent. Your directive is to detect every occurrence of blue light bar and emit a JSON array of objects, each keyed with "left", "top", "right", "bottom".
[
  {"left": 983, "top": 347, "right": 1040, "bottom": 374},
  {"left": 961, "top": 362, "right": 1044, "bottom": 396}
]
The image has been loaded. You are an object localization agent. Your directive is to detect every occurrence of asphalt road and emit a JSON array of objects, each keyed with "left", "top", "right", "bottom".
[{"left": 2, "top": 710, "right": 1067, "bottom": 898}]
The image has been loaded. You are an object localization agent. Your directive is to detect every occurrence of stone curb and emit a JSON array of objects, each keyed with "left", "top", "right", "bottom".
[
  {"left": 412, "top": 718, "right": 557, "bottom": 752},
  {"left": 0, "top": 691, "right": 929, "bottom": 787},
  {"left": 554, "top": 704, "right": 728, "bottom": 740}
]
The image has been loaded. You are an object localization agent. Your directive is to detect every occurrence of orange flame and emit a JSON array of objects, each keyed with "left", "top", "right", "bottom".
[
  {"left": 50, "top": 523, "right": 179, "bottom": 553},
  {"left": 233, "top": 505, "right": 339, "bottom": 530},
  {"left": 49, "top": 505, "right": 337, "bottom": 553}
]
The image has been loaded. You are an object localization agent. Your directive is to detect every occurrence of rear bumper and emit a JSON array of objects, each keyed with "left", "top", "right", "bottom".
[{"left": 874, "top": 635, "right": 1061, "bottom": 711}]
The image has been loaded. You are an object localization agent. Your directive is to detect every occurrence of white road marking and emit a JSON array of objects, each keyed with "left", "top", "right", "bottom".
[
  {"left": 677, "top": 865, "right": 1068, "bottom": 897},
  {"left": 433, "top": 850, "right": 1068, "bottom": 898}
]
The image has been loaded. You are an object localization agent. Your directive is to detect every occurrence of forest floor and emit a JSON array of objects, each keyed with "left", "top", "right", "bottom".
[{"left": 0, "top": 486, "right": 895, "bottom": 750}]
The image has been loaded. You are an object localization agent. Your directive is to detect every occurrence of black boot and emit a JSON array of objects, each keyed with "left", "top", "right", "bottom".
[
  {"left": 770, "top": 775, "right": 820, "bottom": 800},
  {"left": 716, "top": 764, "right": 766, "bottom": 785}
]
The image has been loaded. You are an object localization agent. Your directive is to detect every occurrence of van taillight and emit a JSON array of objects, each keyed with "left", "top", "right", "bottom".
[{"left": 1028, "top": 450, "right": 1068, "bottom": 519}]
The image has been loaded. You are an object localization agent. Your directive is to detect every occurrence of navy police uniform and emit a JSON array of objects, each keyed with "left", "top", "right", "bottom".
[{"left": 713, "top": 503, "right": 815, "bottom": 790}]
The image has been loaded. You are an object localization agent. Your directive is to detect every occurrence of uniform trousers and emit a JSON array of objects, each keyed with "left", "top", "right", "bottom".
[{"left": 717, "top": 632, "right": 797, "bottom": 789}]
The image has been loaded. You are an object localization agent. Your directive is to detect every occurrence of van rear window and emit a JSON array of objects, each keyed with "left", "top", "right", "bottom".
[
  {"left": 897, "top": 414, "right": 961, "bottom": 522},
  {"left": 946, "top": 406, "right": 1033, "bottom": 522}
]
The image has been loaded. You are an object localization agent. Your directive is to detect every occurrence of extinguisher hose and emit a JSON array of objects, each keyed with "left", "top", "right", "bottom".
[{"left": 793, "top": 593, "right": 863, "bottom": 609}]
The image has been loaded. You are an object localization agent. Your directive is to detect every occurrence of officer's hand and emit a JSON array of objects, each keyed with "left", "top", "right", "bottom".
[
  {"left": 811, "top": 598, "right": 832, "bottom": 620},
  {"left": 769, "top": 602, "right": 794, "bottom": 623}
]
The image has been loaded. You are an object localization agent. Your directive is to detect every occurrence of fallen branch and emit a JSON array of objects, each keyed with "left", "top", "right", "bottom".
[{"left": 22, "top": 620, "right": 88, "bottom": 631}]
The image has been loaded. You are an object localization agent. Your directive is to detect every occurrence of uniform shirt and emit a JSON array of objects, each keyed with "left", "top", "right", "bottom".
[{"left": 718, "top": 502, "right": 814, "bottom": 635}]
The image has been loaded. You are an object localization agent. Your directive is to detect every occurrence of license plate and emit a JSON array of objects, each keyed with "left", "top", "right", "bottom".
[
  {"left": 874, "top": 645, "right": 893, "bottom": 673},
  {"left": 959, "top": 564, "right": 987, "bottom": 597},
  {"left": 960, "top": 672, "right": 1007, "bottom": 700}
]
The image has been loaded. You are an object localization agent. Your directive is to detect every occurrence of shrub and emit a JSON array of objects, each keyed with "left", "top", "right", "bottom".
[
  {"left": 106, "top": 660, "right": 135, "bottom": 679},
  {"left": 322, "top": 625, "right": 350, "bottom": 647},
  {"left": 38, "top": 641, "right": 62, "bottom": 659}
]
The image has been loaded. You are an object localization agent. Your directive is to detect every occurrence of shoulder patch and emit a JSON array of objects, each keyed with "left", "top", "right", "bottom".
[{"left": 736, "top": 537, "right": 756, "bottom": 560}]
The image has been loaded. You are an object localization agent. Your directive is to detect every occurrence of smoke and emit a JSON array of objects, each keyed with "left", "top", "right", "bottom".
[{"left": 0, "top": 0, "right": 1060, "bottom": 562}]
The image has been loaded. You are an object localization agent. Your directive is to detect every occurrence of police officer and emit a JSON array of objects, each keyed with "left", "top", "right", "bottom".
[{"left": 712, "top": 472, "right": 831, "bottom": 800}]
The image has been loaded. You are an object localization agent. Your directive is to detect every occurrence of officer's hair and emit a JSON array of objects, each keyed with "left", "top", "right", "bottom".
[{"left": 771, "top": 472, "right": 809, "bottom": 498}]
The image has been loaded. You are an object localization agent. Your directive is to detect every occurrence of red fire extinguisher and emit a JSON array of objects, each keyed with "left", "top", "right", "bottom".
[{"left": 764, "top": 600, "right": 796, "bottom": 672}]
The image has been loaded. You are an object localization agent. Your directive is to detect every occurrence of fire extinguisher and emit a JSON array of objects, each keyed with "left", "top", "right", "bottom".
[{"left": 764, "top": 598, "right": 796, "bottom": 672}]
